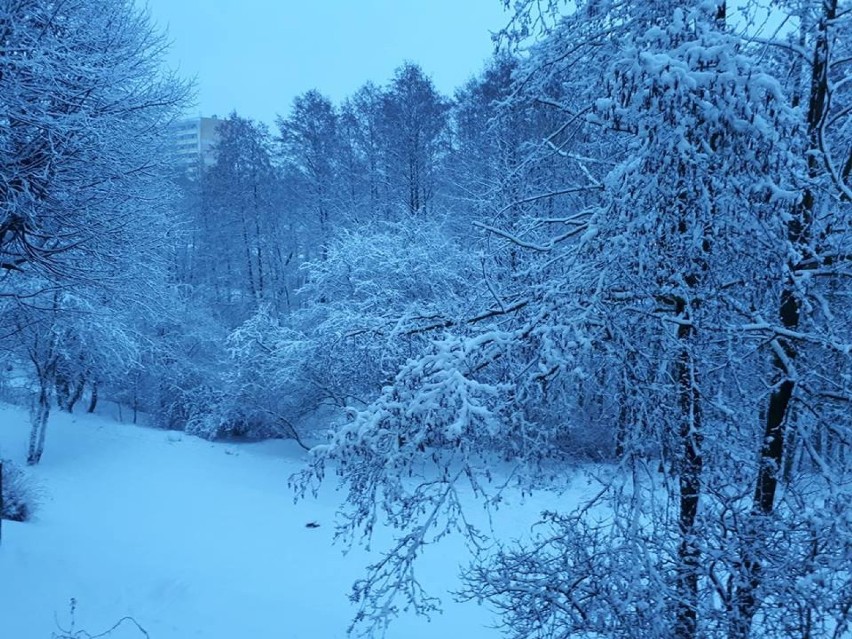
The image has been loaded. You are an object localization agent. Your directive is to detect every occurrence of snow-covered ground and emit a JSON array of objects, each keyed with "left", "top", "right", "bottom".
[{"left": 0, "top": 403, "right": 564, "bottom": 639}]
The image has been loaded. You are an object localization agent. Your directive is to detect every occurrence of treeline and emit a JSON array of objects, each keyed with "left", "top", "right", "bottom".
[
  {"left": 0, "top": 24, "right": 567, "bottom": 448},
  {"left": 122, "top": 56, "right": 573, "bottom": 442},
  {"left": 0, "top": 0, "right": 188, "bottom": 464},
  {"left": 2, "top": 2, "right": 851, "bottom": 636}
]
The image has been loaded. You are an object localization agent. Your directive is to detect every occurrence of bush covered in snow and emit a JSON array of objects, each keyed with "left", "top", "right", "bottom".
[{"left": 1, "top": 459, "right": 38, "bottom": 522}]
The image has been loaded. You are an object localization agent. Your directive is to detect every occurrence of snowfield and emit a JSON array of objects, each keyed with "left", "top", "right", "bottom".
[{"left": 0, "top": 403, "right": 559, "bottom": 639}]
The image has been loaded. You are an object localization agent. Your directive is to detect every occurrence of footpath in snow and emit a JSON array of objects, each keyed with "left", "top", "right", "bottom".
[{"left": 0, "top": 403, "right": 560, "bottom": 639}]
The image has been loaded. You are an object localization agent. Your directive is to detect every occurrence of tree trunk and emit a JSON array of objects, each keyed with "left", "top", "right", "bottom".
[
  {"left": 732, "top": 2, "right": 835, "bottom": 636},
  {"left": 56, "top": 373, "right": 85, "bottom": 413},
  {"left": 27, "top": 383, "right": 51, "bottom": 465},
  {"left": 240, "top": 208, "right": 257, "bottom": 301},
  {"left": 87, "top": 382, "right": 98, "bottom": 414},
  {"left": 674, "top": 319, "right": 703, "bottom": 639},
  {"left": 55, "top": 373, "right": 71, "bottom": 411},
  {"left": 65, "top": 377, "right": 84, "bottom": 413}
]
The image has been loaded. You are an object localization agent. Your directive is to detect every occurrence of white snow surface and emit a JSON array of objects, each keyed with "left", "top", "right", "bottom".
[{"left": 0, "top": 403, "right": 562, "bottom": 639}]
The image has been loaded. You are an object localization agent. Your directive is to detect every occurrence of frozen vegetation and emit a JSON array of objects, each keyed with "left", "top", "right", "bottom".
[{"left": 1, "top": 1, "right": 851, "bottom": 638}]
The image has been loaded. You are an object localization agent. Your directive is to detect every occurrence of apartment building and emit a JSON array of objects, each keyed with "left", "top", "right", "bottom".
[{"left": 172, "top": 116, "right": 222, "bottom": 174}]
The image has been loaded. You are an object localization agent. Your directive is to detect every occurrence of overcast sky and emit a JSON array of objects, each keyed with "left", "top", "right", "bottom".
[{"left": 144, "top": 0, "right": 510, "bottom": 125}]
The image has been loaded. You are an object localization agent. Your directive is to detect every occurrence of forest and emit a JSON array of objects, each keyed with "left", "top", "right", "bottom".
[{"left": 1, "top": 1, "right": 851, "bottom": 638}]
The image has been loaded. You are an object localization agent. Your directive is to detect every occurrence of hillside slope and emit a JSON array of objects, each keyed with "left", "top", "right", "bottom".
[{"left": 0, "top": 404, "right": 523, "bottom": 638}]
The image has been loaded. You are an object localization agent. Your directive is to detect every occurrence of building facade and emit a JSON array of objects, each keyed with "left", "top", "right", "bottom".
[{"left": 172, "top": 116, "right": 222, "bottom": 174}]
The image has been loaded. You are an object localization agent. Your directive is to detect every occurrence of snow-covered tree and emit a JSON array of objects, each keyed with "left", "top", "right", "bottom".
[
  {"left": 297, "top": 2, "right": 852, "bottom": 638},
  {"left": 9, "top": 292, "right": 141, "bottom": 464},
  {"left": 0, "top": 0, "right": 188, "bottom": 462},
  {"left": 338, "top": 83, "right": 386, "bottom": 223},
  {"left": 277, "top": 91, "right": 340, "bottom": 259},
  {"left": 0, "top": 0, "right": 187, "bottom": 295},
  {"left": 197, "top": 113, "right": 293, "bottom": 320},
  {"left": 379, "top": 63, "right": 451, "bottom": 217}
]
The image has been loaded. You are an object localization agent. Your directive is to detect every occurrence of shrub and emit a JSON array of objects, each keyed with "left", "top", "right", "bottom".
[{"left": 1, "top": 459, "right": 39, "bottom": 522}]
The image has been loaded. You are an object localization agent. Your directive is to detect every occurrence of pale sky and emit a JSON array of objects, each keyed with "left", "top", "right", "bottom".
[{"left": 144, "top": 0, "right": 511, "bottom": 125}]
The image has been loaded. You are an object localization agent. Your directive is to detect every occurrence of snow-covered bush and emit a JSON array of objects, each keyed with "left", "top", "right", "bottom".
[
  {"left": 1, "top": 460, "right": 38, "bottom": 522},
  {"left": 223, "top": 218, "right": 484, "bottom": 439}
]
